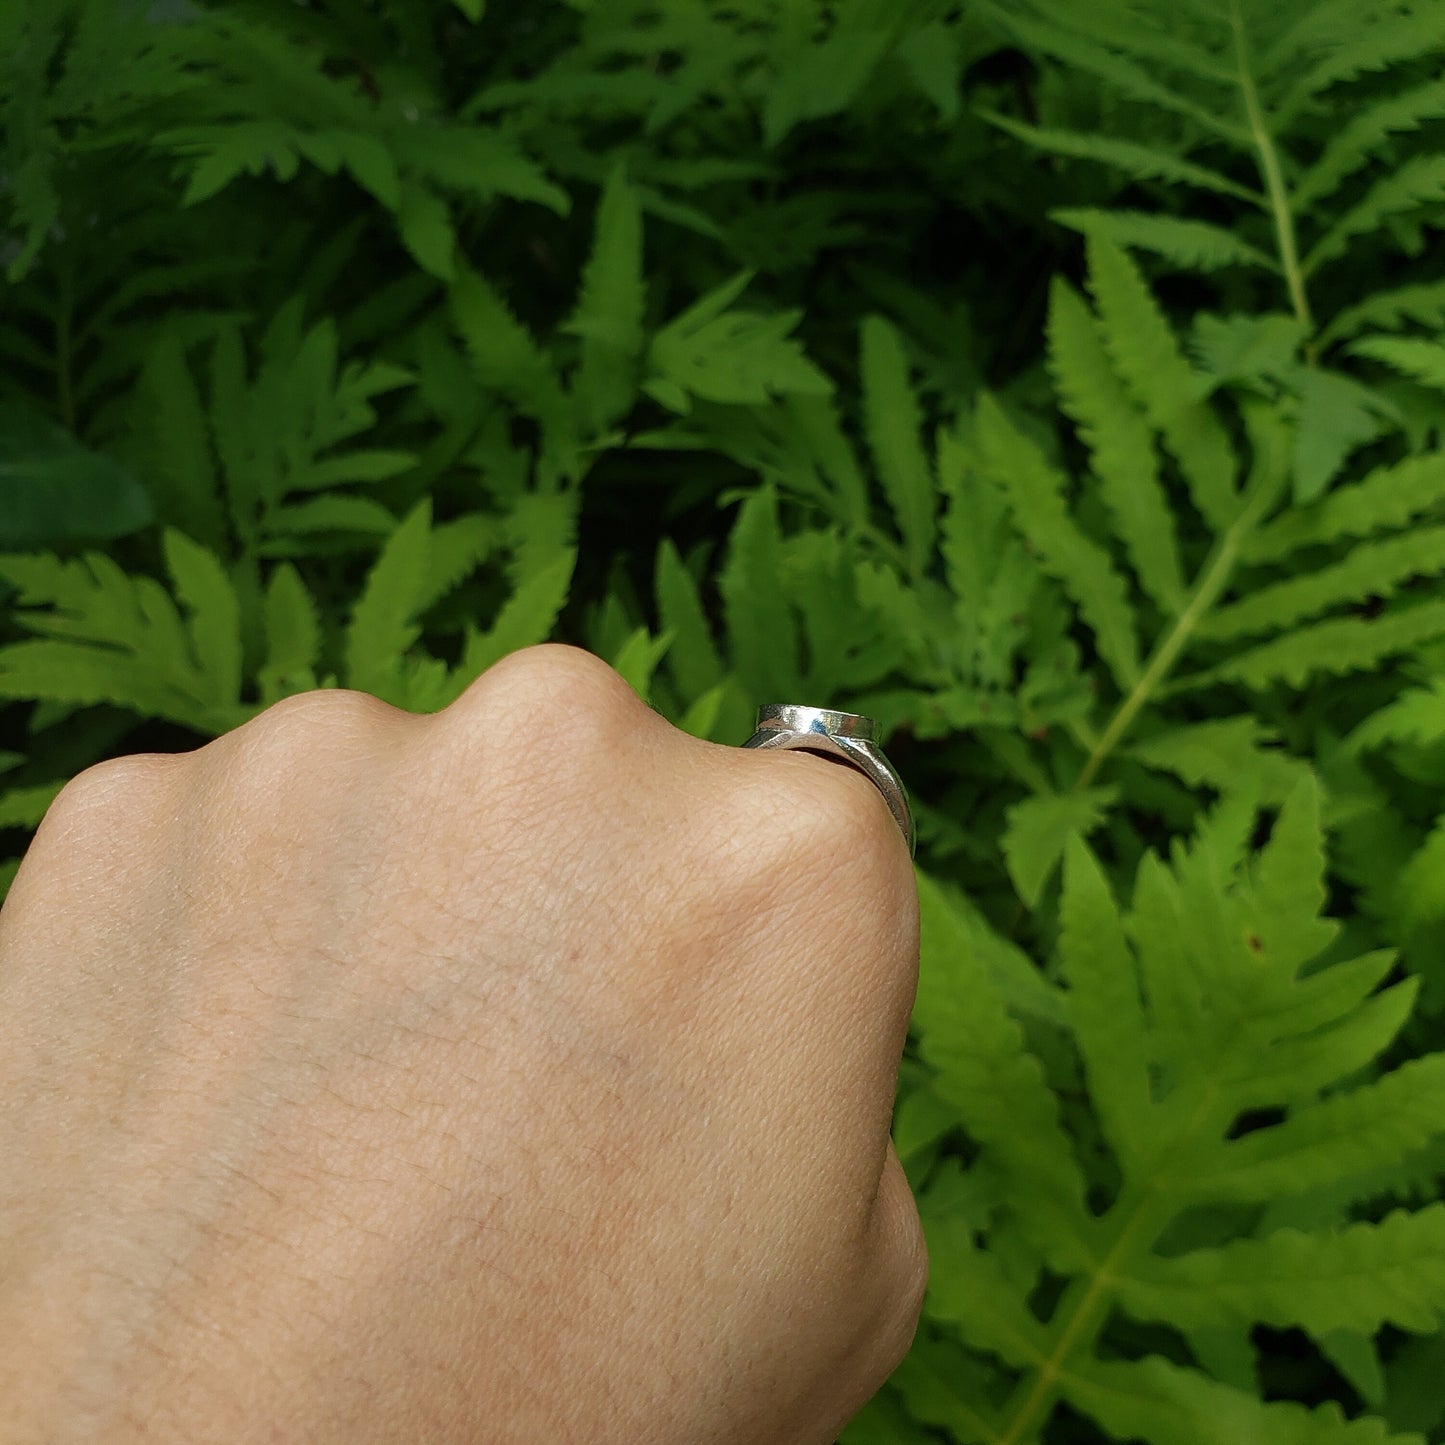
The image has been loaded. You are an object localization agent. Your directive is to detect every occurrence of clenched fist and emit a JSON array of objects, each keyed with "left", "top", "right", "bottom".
[{"left": 0, "top": 646, "right": 924, "bottom": 1444}]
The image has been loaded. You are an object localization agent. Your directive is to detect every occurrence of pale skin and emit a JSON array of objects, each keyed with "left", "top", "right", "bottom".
[{"left": 0, "top": 645, "right": 925, "bottom": 1443}]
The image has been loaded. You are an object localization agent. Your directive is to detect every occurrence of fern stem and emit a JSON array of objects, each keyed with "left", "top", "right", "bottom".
[
  {"left": 996, "top": 1182, "right": 1174, "bottom": 1445},
  {"left": 1229, "top": 0, "right": 1312, "bottom": 332},
  {"left": 996, "top": 1084, "right": 1231, "bottom": 1443},
  {"left": 1075, "top": 502, "right": 1256, "bottom": 790}
]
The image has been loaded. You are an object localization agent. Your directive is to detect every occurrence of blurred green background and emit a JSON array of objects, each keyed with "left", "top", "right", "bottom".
[{"left": 6, "top": 1, "right": 1445, "bottom": 1440}]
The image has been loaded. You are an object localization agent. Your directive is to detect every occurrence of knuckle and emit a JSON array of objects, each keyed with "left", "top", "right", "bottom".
[
  {"left": 469, "top": 644, "right": 639, "bottom": 728},
  {"left": 32, "top": 754, "right": 179, "bottom": 852},
  {"left": 439, "top": 645, "right": 647, "bottom": 778},
  {"left": 219, "top": 689, "right": 402, "bottom": 776},
  {"left": 741, "top": 751, "right": 909, "bottom": 889}
]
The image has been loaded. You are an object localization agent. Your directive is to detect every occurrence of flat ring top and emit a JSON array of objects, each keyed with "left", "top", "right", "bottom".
[{"left": 752, "top": 704, "right": 878, "bottom": 742}]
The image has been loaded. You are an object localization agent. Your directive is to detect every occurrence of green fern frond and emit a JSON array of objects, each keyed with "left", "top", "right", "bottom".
[
  {"left": 1002, "top": 787, "right": 1118, "bottom": 908},
  {"left": 1348, "top": 678, "right": 1445, "bottom": 752},
  {"left": 1202, "top": 528, "right": 1445, "bottom": 641},
  {"left": 1055, "top": 208, "right": 1276, "bottom": 273},
  {"left": 0, "top": 534, "right": 247, "bottom": 734},
  {"left": 1352, "top": 335, "right": 1445, "bottom": 391},
  {"left": 861, "top": 316, "right": 936, "bottom": 582},
  {"left": 1047, "top": 278, "right": 1186, "bottom": 615},
  {"left": 975, "top": 394, "right": 1141, "bottom": 691},
  {"left": 1294, "top": 79, "right": 1445, "bottom": 209},
  {"left": 1243, "top": 454, "right": 1445, "bottom": 563},
  {"left": 1125, "top": 716, "right": 1309, "bottom": 801},
  {"left": 1185, "top": 599, "right": 1445, "bottom": 691},
  {"left": 1085, "top": 236, "right": 1239, "bottom": 531},
  {"left": 1323, "top": 280, "right": 1445, "bottom": 347},
  {"left": 978, "top": 3, "right": 1244, "bottom": 139},
  {"left": 654, "top": 539, "right": 725, "bottom": 700},
  {"left": 980, "top": 113, "right": 1261, "bottom": 204},
  {"left": 1274, "top": 7, "right": 1445, "bottom": 122},
  {"left": 257, "top": 562, "right": 321, "bottom": 705},
  {"left": 1063, "top": 1354, "right": 1419, "bottom": 1445},
  {"left": 1120, "top": 1206, "right": 1445, "bottom": 1337},
  {"left": 345, "top": 502, "right": 433, "bottom": 704},
  {"left": 1304, "top": 155, "right": 1445, "bottom": 278},
  {"left": 913, "top": 783, "right": 1445, "bottom": 1443}
]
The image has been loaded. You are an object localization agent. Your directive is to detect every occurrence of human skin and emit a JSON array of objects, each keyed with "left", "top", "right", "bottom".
[{"left": 0, "top": 645, "right": 925, "bottom": 1444}]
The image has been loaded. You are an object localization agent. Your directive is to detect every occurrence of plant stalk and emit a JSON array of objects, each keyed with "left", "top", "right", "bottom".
[{"left": 1230, "top": 0, "right": 1312, "bottom": 333}]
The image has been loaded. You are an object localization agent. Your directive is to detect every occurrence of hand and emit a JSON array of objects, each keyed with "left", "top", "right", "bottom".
[{"left": 0, "top": 646, "right": 924, "bottom": 1444}]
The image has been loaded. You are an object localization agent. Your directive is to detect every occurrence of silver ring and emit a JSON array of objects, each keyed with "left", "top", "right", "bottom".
[{"left": 742, "top": 704, "right": 915, "bottom": 855}]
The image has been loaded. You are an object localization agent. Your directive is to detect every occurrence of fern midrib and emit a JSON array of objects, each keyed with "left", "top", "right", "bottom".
[
  {"left": 1228, "top": 0, "right": 1311, "bottom": 334},
  {"left": 1075, "top": 502, "right": 1253, "bottom": 789},
  {"left": 995, "top": 1083, "right": 1230, "bottom": 1443}
]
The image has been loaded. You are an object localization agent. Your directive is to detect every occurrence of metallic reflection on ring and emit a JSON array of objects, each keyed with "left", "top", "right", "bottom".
[{"left": 742, "top": 703, "right": 914, "bottom": 855}]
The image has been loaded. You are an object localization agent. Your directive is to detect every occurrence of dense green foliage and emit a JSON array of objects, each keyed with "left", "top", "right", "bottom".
[{"left": 4, "top": 1, "right": 1445, "bottom": 1440}]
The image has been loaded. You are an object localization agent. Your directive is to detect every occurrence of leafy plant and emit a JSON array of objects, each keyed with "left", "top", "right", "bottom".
[
  {"left": 3, "top": 1, "right": 1445, "bottom": 1440},
  {"left": 888, "top": 781, "right": 1445, "bottom": 1445}
]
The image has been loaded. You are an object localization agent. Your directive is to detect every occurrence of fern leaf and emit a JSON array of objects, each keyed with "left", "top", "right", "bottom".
[
  {"left": 1352, "top": 335, "right": 1445, "bottom": 392},
  {"left": 1125, "top": 717, "right": 1308, "bottom": 801},
  {"left": 914, "top": 872, "right": 1091, "bottom": 1258},
  {"left": 860, "top": 316, "right": 935, "bottom": 581},
  {"left": 564, "top": 163, "right": 645, "bottom": 355},
  {"left": 977, "top": 3, "right": 1245, "bottom": 139},
  {"left": 345, "top": 503, "right": 432, "bottom": 704},
  {"left": 1398, "top": 817, "right": 1445, "bottom": 932},
  {"left": 1086, "top": 235, "right": 1239, "bottom": 531},
  {"left": 449, "top": 551, "right": 575, "bottom": 699},
  {"left": 1063, "top": 1355, "right": 1418, "bottom": 1445},
  {"left": 1047, "top": 278, "right": 1185, "bottom": 614},
  {"left": 1295, "top": 79, "right": 1445, "bottom": 210},
  {"left": 1292, "top": 366, "right": 1392, "bottom": 504},
  {"left": 1121, "top": 1207, "right": 1445, "bottom": 1337},
  {"left": 923, "top": 1194, "right": 1053, "bottom": 1371},
  {"left": 648, "top": 288, "right": 831, "bottom": 411},
  {"left": 761, "top": 23, "right": 893, "bottom": 148},
  {"left": 1227, "top": 982, "right": 1418, "bottom": 1110},
  {"left": 130, "top": 331, "right": 228, "bottom": 551},
  {"left": 1187, "top": 600, "right": 1445, "bottom": 690},
  {"left": 162, "top": 530, "right": 241, "bottom": 707},
  {"left": 263, "top": 495, "right": 397, "bottom": 544},
  {"left": 1190, "top": 1056, "right": 1445, "bottom": 1205},
  {"left": 396, "top": 178, "right": 456, "bottom": 280},
  {"left": 975, "top": 394, "right": 1141, "bottom": 690},
  {"left": 610, "top": 627, "right": 672, "bottom": 704},
  {"left": 1304, "top": 155, "right": 1445, "bottom": 277},
  {"left": 655, "top": 539, "right": 724, "bottom": 700},
  {"left": 1322, "top": 279, "right": 1445, "bottom": 347},
  {"left": 1059, "top": 837, "right": 1152, "bottom": 1167},
  {"left": 396, "top": 124, "right": 568, "bottom": 216},
  {"left": 1349, "top": 678, "right": 1445, "bottom": 752},
  {"left": 0, "top": 640, "right": 183, "bottom": 718},
  {"left": 450, "top": 267, "right": 569, "bottom": 430},
  {"left": 1249, "top": 775, "right": 1334, "bottom": 970},
  {"left": 258, "top": 563, "right": 320, "bottom": 704},
  {"left": 1002, "top": 786, "right": 1118, "bottom": 909},
  {"left": 983, "top": 113, "right": 1260, "bottom": 203},
  {"left": 1275, "top": 7, "right": 1445, "bottom": 122},
  {"left": 1243, "top": 454, "right": 1445, "bottom": 563},
  {"left": 0, "top": 781, "right": 64, "bottom": 830},
  {"left": 1190, "top": 313, "right": 1307, "bottom": 396},
  {"left": 1054, "top": 208, "right": 1276, "bottom": 273},
  {"left": 720, "top": 487, "right": 800, "bottom": 701},
  {"left": 896, "top": 21, "right": 963, "bottom": 122},
  {"left": 1204, "top": 527, "right": 1445, "bottom": 641}
]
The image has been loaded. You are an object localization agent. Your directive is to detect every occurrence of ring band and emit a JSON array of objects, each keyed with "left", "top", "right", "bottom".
[{"left": 742, "top": 704, "right": 915, "bottom": 855}]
